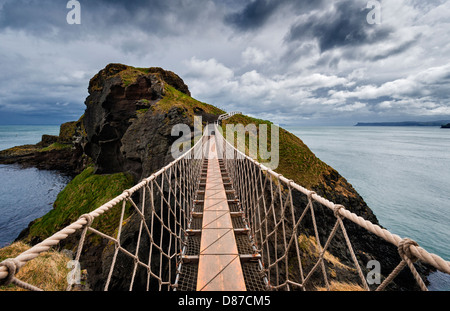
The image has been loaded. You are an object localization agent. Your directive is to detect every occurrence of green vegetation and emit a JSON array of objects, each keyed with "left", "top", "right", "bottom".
[
  {"left": 39, "top": 142, "right": 72, "bottom": 152},
  {"left": 138, "top": 99, "right": 151, "bottom": 105},
  {"left": 58, "top": 121, "right": 77, "bottom": 144},
  {"left": 104, "top": 64, "right": 225, "bottom": 118},
  {"left": 1, "top": 141, "right": 71, "bottom": 155},
  {"left": 26, "top": 166, "right": 134, "bottom": 243},
  {"left": 0, "top": 145, "right": 38, "bottom": 157},
  {"left": 0, "top": 242, "right": 70, "bottom": 291},
  {"left": 119, "top": 66, "right": 150, "bottom": 87},
  {"left": 136, "top": 108, "right": 150, "bottom": 115},
  {"left": 221, "top": 114, "right": 332, "bottom": 189},
  {"left": 156, "top": 84, "right": 225, "bottom": 117}
]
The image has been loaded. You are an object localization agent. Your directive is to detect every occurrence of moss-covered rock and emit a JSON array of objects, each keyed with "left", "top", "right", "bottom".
[
  {"left": 25, "top": 166, "right": 134, "bottom": 243},
  {"left": 58, "top": 121, "right": 78, "bottom": 144},
  {"left": 83, "top": 64, "right": 224, "bottom": 181}
]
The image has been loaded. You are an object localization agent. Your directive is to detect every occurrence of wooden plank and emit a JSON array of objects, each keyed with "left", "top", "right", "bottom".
[{"left": 196, "top": 136, "right": 246, "bottom": 292}]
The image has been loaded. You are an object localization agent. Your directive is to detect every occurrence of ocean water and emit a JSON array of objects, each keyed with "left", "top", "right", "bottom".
[
  {"left": 0, "top": 125, "right": 60, "bottom": 151},
  {"left": 0, "top": 125, "right": 70, "bottom": 248},
  {"left": 286, "top": 126, "right": 450, "bottom": 291}
]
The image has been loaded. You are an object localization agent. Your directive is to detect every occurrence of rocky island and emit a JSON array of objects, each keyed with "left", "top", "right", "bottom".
[
  {"left": 442, "top": 123, "right": 450, "bottom": 128},
  {"left": 0, "top": 64, "right": 430, "bottom": 291}
]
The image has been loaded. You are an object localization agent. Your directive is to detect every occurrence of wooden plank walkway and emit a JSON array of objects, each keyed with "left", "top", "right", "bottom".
[{"left": 196, "top": 136, "right": 247, "bottom": 291}]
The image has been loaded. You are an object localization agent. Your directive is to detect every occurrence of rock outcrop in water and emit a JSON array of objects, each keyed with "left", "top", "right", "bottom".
[
  {"left": 0, "top": 118, "right": 87, "bottom": 176},
  {"left": 2, "top": 63, "right": 431, "bottom": 291}
]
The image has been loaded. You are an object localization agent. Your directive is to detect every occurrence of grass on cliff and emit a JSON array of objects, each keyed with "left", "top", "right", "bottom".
[
  {"left": 119, "top": 66, "right": 150, "bottom": 87},
  {"left": 0, "top": 242, "right": 70, "bottom": 291},
  {"left": 115, "top": 65, "right": 225, "bottom": 119},
  {"left": 0, "top": 145, "right": 38, "bottom": 156},
  {"left": 39, "top": 142, "right": 72, "bottom": 152},
  {"left": 156, "top": 84, "right": 225, "bottom": 117},
  {"left": 26, "top": 166, "right": 134, "bottom": 243},
  {"left": 296, "top": 234, "right": 365, "bottom": 291},
  {"left": 221, "top": 114, "right": 332, "bottom": 189}
]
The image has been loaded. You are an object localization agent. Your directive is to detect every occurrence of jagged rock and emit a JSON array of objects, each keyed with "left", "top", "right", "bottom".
[
  {"left": 58, "top": 121, "right": 78, "bottom": 144},
  {"left": 36, "top": 135, "right": 59, "bottom": 148},
  {"left": 83, "top": 64, "right": 194, "bottom": 181},
  {"left": 147, "top": 67, "right": 191, "bottom": 96}
]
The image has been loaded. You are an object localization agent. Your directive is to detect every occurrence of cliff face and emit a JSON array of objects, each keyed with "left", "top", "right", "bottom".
[{"left": 83, "top": 63, "right": 222, "bottom": 182}]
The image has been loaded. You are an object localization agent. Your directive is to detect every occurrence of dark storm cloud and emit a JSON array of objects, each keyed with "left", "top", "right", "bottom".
[
  {"left": 0, "top": 0, "right": 210, "bottom": 38},
  {"left": 0, "top": 0, "right": 225, "bottom": 124},
  {"left": 0, "top": 0, "right": 449, "bottom": 125},
  {"left": 224, "top": 0, "right": 326, "bottom": 31},
  {"left": 285, "top": 0, "right": 392, "bottom": 52},
  {"left": 224, "top": 0, "right": 282, "bottom": 30},
  {"left": 0, "top": 0, "right": 65, "bottom": 34}
]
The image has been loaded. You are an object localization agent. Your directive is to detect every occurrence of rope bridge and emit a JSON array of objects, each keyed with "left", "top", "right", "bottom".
[{"left": 1, "top": 124, "right": 449, "bottom": 291}]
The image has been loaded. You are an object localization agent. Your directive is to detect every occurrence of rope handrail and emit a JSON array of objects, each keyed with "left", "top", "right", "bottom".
[{"left": 214, "top": 124, "right": 450, "bottom": 291}]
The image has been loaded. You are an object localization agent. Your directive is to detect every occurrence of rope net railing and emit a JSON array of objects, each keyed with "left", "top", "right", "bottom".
[
  {"left": 0, "top": 133, "right": 210, "bottom": 291},
  {"left": 214, "top": 124, "right": 450, "bottom": 291}
]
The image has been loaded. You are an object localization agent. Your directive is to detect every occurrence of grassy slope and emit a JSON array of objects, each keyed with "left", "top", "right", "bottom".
[
  {"left": 106, "top": 64, "right": 225, "bottom": 118},
  {"left": 26, "top": 166, "right": 134, "bottom": 243},
  {"left": 0, "top": 242, "right": 70, "bottom": 291},
  {"left": 156, "top": 84, "right": 224, "bottom": 117},
  {"left": 221, "top": 114, "right": 334, "bottom": 190}
]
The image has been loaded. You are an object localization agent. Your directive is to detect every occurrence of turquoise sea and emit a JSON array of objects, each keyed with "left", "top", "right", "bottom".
[{"left": 285, "top": 126, "right": 450, "bottom": 291}]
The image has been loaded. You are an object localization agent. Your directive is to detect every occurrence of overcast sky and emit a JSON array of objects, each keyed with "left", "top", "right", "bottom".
[{"left": 0, "top": 0, "right": 449, "bottom": 125}]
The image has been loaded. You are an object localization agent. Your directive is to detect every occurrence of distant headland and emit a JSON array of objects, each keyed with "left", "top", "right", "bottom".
[
  {"left": 442, "top": 123, "right": 450, "bottom": 128},
  {"left": 355, "top": 120, "right": 450, "bottom": 127}
]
